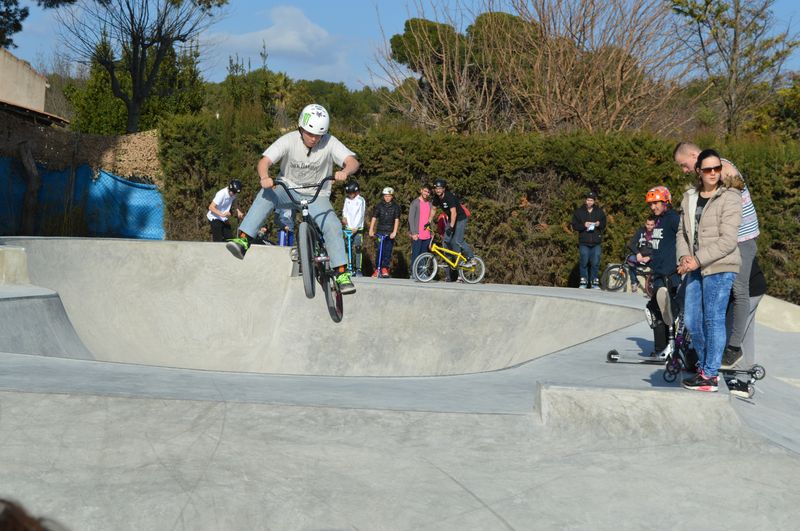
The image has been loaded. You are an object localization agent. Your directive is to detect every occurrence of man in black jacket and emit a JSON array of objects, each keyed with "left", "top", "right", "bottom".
[{"left": 570, "top": 191, "right": 607, "bottom": 289}]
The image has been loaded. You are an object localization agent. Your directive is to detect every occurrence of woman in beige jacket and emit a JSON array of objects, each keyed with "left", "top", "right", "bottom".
[{"left": 676, "top": 149, "right": 742, "bottom": 392}]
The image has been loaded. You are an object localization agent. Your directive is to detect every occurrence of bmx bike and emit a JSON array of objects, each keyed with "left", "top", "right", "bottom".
[
  {"left": 411, "top": 235, "right": 485, "bottom": 284},
  {"left": 600, "top": 254, "right": 653, "bottom": 296},
  {"left": 273, "top": 177, "right": 344, "bottom": 323}
]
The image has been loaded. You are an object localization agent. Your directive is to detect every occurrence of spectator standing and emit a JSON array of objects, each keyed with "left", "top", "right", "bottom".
[
  {"left": 725, "top": 258, "right": 767, "bottom": 397},
  {"left": 677, "top": 149, "right": 742, "bottom": 392},
  {"left": 408, "top": 184, "right": 433, "bottom": 273},
  {"left": 429, "top": 179, "right": 476, "bottom": 282},
  {"left": 674, "top": 141, "right": 760, "bottom": 367},
  {"left": 368, "top": 186, "right": 401, "bottom": 277},
  {"left": 642, "top": 186, "right": 681, "bottom": 359},
  {"left": 342, "top": 181, "right": 366, "bottom": 276},
  {"left": 570, "top": 191, "right": 607, "bottom": 289},
  {"left": 206, "top": 179, "right": 244, "bottom": 242}
]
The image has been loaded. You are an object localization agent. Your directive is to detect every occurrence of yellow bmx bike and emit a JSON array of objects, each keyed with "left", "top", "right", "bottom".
[{"left": 411, "top": 238, "right": 485, "bottom": 284}]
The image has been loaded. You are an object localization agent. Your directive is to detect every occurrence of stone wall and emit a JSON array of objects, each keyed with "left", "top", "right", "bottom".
[{"left": 0, "top": 111, "right": 162, "bottom": 183}]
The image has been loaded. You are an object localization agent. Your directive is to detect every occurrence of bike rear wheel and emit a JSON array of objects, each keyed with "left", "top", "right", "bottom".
[
  {"left": 459, "top": 256, "right": 485, "bottom": 284},
  {"left": 600, "top": 264, "right": 627, "bottom": 291},
  {"left": 298, "top": 222, "right": 316, "bottom": 299},
  {"left": 322, "top": 272, "right": 343, "bottom": 323},
  {"left": 412, "top": 252, "right": 438, "bottom": 282}
]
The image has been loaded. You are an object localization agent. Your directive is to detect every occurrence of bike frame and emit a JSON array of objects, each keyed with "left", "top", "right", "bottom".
[
  {"left": 273, "top": 177, "right": 335, "bottom": 274},
  {"left": 429, "top": 241, "right": 466, "bottom": 269}
]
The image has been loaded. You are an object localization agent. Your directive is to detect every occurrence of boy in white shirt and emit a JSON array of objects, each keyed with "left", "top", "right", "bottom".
[
  {"left": 207, "top": 179, "right": 244, "bottom": 242},
  {"left": 341, "top": 181, "right": 366, "bottom": 276}
]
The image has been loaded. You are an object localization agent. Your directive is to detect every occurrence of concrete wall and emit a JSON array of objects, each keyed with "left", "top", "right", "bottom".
[
  {"left": 0, "top": 49, "right": 47, "bottom": 112},
  {"left": 9, "top": 238, "right": 643, "bottom": 377}
]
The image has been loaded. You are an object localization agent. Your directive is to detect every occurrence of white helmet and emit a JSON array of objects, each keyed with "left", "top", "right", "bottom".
[
  {"left": 298, "top": 104, "right": 330, "bottom": 135},
  {"left": 382, "top": 187, "right": 394, "bottom": 195}
]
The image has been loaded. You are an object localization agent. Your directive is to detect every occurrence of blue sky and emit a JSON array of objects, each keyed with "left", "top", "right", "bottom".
[{"left": 9, "top": 0, "right": 800, "bottom": 89}]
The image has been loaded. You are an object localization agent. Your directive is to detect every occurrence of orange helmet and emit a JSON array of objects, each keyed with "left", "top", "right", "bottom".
[{"left": 646, "top": 186, "right": 671, "bottom": 204}]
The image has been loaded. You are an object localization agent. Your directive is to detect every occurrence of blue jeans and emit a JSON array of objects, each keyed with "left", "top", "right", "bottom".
[
  {"left": 375, "top": 234, "right": 394, "bottom": 268},
  {"left": 443, "top": 218, "right": 474, "bottom": 260},
  {"left": 578, "top": 244, "right": 601, "bottom": 282},
  {"left": 239, "top": 186, "right": 346, "bottom": 268},
  {"left": 684, "top": 270, "right": 736, "bottom": 378},
  {"left": 410, "top": 237, "right": 431, "bottom": 269}
]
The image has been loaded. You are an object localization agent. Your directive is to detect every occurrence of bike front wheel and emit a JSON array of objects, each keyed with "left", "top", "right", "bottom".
[
  {"left": 412, "top": 252, "right": 438, "bottom": 282},
  {"left": 600, "top": 264, "right": 627, "bottom": 291},
  {"left": 459, "top": 256, "right": 485, "bottom": 284},
  {"left": 298, "top": 222, "right": 316, "bottom": 299},
  {"left": 322, "top": 272, "right": 343, "bottom": 323}
]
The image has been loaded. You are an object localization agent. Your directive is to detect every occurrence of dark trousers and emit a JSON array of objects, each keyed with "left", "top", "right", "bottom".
[
  {"left": 210, "top": 219, "right": 233, "bottom": 242},
  {"left": 578, "top": 244, "right": 601, "bottom": 282},
  {"left": 376, "top": 234, "right": 394, "bottom": 269},
  {"left": 411, "top": 237, "right": 431, "bottom": 267}
]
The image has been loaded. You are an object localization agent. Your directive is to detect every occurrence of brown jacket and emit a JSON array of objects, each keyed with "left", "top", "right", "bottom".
[{"left": 677, "top": 186, "right": 742, "bottom": 276}]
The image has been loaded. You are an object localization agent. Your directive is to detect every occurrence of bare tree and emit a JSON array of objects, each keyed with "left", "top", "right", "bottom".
[
  {"left": 57, "top": 0, "right": 225, "bottom": 133},
  {"left": 672, "top": 0, "right": 799, "bottom": 136},
  {"left": 374, "top": 0, "right": 695, "bottom": 134},
  {"left": 502, "top": 0, "right": 694, "bottom": 133},
  {"left": 373, "top": 1, "right": 502, "bottom": 133}
]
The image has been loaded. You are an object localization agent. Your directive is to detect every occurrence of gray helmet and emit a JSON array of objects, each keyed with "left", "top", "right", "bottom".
[
  {"left": 228, "top": 179, "right": 242, "bottom": 193},
  {"left": 344, "top": 181, "right": 360, "bottom": 193}
]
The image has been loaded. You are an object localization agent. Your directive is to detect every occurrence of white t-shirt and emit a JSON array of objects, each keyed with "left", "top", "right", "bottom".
[
  {"left": 207, "top": 187, "right": 236, "bottom": 222},
  {"left": 342, "top": 195, "right": 366, "bottom": 229},
  {"left": 263, "top": 130, "right": 355, "bottom": 197}
]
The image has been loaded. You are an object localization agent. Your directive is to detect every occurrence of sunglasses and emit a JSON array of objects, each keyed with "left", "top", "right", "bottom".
[{"left": 699, "top": 165, "right": 722, "bottom": 174}]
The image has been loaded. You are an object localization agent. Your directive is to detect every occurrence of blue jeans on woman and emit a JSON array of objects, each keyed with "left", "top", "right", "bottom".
[
  {"left": 683, "top": 270, "right": 737, "bottom": 378},
  {"left": 579, "top": 244, "right": 601, "bottom": 282}
]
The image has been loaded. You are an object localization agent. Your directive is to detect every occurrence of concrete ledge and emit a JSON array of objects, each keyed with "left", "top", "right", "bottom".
[
  {"left": 757, "top": 295, "right": 800, "bottom": 332},
  {"left": 537, "top": 383, "right": 746, "bottom": 441},
  {"left": 0, "top": 246, "right": 29, "bottom": 284}
]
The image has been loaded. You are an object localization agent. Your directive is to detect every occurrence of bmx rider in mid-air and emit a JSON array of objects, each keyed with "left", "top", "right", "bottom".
[{"left": 226, "top": 103, "right": 360, "bottom": 295}]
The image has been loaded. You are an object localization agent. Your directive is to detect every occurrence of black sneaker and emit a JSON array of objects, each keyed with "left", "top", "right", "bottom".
[
  {"left": 682, "top": 372, "right": 718, "bottom": 392},
  {"left": 720, "top": 346, "right": 743, "bottom": 369},
  {"left": 726, "top": 378, "right": 752, "bottom": 399}
]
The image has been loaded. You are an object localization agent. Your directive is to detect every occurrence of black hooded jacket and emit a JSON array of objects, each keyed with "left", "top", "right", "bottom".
[{"left": 571, "top": 204, "right": 607, "bottom": 246}]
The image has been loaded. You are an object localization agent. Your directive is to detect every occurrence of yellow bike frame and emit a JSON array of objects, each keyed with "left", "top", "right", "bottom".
[{"left": 429, "top": 242, "right": 467, "bottom": 270}]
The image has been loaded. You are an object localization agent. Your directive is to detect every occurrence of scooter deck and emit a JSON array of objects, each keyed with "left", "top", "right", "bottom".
[{"left": 606, "top": 350, "right": 665, "bottom": 364}]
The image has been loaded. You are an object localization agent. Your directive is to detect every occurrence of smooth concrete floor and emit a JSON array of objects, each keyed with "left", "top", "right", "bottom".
[{"left": 1, "top": 239, "right": 800, "bottom": 530}]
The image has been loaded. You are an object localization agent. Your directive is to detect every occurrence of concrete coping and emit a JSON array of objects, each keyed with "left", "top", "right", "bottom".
[{"left": 0, "top": 246, "right": 29, "bottom": 284}]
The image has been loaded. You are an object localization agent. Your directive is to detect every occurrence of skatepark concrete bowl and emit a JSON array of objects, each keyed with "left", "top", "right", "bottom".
[
  {"left": 2, "top": 238, "right": 644, "bottom": 376},
  {"left": 2, "top": 237, "right": 800, "bottom": 530}
]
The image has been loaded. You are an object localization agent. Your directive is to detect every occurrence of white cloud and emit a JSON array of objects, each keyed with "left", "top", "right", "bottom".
[{"left": 201, "top": 6, "right": 355, "bottom": 84}]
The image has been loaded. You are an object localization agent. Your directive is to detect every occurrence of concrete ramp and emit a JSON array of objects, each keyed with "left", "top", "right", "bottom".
[
  {"left": 6, "top": 238, "right": 642, "bottom": 376},
  {"left": 538, "top": 384, "right": 744, "bottom": 441},
  {"left": 0, "top": 288, "right": 93, "bottom": 360}
]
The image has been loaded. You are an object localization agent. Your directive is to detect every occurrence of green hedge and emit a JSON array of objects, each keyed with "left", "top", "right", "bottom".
[{"left": 159, "top": 124, "right": 800, "bottom": 303}]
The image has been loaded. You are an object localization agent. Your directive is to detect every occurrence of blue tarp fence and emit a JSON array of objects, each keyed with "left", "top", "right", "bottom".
[{"left": 0, "top": 157, "right": 164, "bottom": 239}]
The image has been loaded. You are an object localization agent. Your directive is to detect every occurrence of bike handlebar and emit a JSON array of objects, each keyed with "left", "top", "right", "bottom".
[{"left": 272, "top": 176, "right": 335, "bottom": 207}]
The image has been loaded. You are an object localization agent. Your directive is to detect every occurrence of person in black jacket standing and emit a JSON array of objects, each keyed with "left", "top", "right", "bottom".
[{"left": 570, "top": 191, "right": 607, "bottom": 289}]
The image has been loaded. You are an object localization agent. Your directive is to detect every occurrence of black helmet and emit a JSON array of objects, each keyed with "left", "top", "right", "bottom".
[
  {"left": 228, "top": 179, "right": 242, "bottom": 193},
  {"left": 433, "top": 178, "right": 447, "bottom": 189},
  {"left": 344, "top": 181, "right": 360, "bottom": 193}
]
